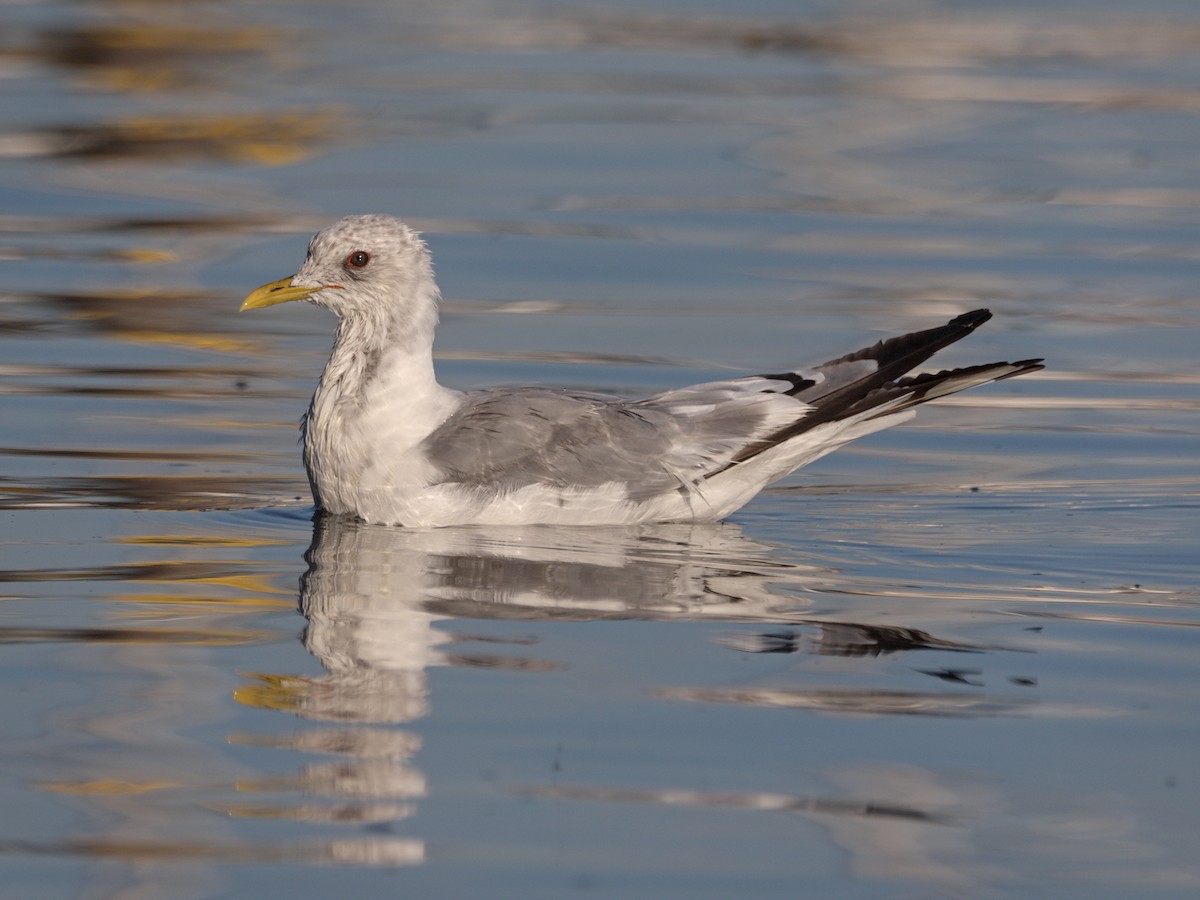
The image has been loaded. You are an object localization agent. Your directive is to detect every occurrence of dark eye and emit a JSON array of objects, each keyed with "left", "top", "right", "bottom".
[{"left": 345, "top": 250, "right": 370, "bottom": 269}]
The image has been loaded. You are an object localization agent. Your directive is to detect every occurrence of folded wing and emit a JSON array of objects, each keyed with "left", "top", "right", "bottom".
[{"left": 421, "top": 309, "right": 1042, "bottom": 501}]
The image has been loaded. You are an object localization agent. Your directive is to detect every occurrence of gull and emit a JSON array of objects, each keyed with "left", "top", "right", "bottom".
[{"left": 241, "top": 214, "right": 1041, "bottom": 527}]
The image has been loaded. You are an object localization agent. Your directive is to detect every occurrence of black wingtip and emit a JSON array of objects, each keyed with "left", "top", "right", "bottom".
[
  {"left": 825, "top": 307, "right": 996, "bottom": 374},
  {"left": 951, "top": 308, "right": 992, "bottom": 330},
  {"left": 714, "top": 310, "right": 1038, "bottom": 475}
]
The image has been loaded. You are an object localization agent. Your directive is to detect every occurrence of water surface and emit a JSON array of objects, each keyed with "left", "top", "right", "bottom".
[{"left": 1, "top": 0, "right": 1198, "bottom": 897}]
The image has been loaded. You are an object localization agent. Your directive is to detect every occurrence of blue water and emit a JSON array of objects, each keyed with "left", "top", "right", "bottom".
[{"left": 1, "top": 1, "right": 1198, "bottom": 897}]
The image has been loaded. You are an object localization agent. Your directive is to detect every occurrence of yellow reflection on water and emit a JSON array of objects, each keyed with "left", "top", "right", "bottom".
[
  {"left": 41, "top": 779, "right": 180, "bottom": 795},
  {"left": 30, "top": 111, "right": 343, "bottom": 165},
  {"left": 111, "top": 594, "right": 293, "bottom": 613},
  {"left": 117, "top": 534, "right": 293, "bottom": 548}
]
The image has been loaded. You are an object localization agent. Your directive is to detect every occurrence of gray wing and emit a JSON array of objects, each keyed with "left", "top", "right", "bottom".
[{"left": 421, "top": 388, "right": 711, "bottom": 499}]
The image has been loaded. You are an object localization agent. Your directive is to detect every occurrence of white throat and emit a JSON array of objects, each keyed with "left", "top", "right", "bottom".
[{"left": 301, "top": 280, "right": 459, "bottom": 516}]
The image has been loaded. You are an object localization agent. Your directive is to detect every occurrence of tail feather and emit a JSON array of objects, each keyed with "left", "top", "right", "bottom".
[
  {"left": 858, "top": 358, "right": 1044, "bottom": 419},
  {"left": 716, "top": 309, "right": 1042, "bottom": 473}
]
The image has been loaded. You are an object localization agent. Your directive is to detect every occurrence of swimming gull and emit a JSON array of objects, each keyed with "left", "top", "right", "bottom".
[{"left": 241, "top": 214, "right": 1042, "bottom": 527}]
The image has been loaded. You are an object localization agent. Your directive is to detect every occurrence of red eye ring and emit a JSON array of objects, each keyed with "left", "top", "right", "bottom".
[{"left": 345, "top": 250, "right": 370, "bottom": 269}]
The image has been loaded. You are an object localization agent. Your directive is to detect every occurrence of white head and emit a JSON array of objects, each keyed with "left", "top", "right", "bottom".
[{"left": 241, "top": 215, "right": 438, "bottom": 331}]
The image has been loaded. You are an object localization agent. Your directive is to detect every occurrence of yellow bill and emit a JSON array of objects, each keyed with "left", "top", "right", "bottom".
[{"left": 240, "top": 277, "right": 322, "bottom": 311}]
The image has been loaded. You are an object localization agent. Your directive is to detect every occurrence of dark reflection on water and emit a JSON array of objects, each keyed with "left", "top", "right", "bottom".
[
  {"left": 0, "top": 558, "right": 284, "bottom": 585},
  {"left": 36, "top": 23, "right": 274, "bottom": 88},
  {"left": 0, "top": 626, "right": 267, "bottom": 645},
  {"left": 721, "top": 622, "right": 990, "bottom": 657},
  {"left": 0, "top": 215, "right": 291, "bottom": 234},
  {"left": 0, "top": 474, "right": 301, "bottom": 511}
]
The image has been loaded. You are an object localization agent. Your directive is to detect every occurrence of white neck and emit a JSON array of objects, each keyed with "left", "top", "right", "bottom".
[
  {"left": 317, "top": 281, "right": 440, "bottom": 404},
  {"left": 302, "top": 281, "right": 456, "bottom": 513}
]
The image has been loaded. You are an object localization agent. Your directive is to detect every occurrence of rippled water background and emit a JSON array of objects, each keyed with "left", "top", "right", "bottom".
[{"left": 2, "top": 1, "right": 1198, "bottom": 897}]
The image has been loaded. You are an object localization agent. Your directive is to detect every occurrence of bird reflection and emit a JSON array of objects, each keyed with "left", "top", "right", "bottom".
[
  {"left": 720, "top": 621, "right": 987, "bottom": 658},
  {"left": 285, "top": 513, "right": 825, "bottom": 726},
  {"left": 232, "top": 513, "right": 1001, "bottom": 837},
  {"left": 230, "top": 515, "right": 824, "bottom": 826}
]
